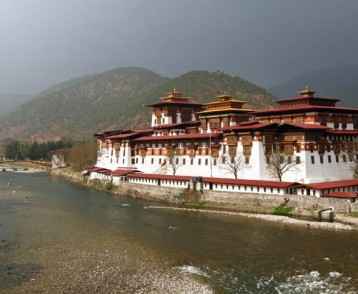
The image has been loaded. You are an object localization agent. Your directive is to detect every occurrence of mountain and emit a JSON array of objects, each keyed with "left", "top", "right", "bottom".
[
  {"left": 0, "top": 67, "right": 273, "bottom": 141},
  {"left": 0, "top": 93, "right": 33, "bottom": 116},
  {"left": 270, "top": 65, "right": 358, "bottom": 106},
  {"left": 142, "top": 70, "right": 273, "bottom": 108}
]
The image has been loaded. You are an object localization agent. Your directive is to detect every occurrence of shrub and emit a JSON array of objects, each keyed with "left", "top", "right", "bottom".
[{"left": 272, "top": 205, "right": 294, "bottom": 216}]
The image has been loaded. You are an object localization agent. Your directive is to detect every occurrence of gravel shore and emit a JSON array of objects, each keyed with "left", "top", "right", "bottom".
[{"left": 145, "top": 206, "right": 355, "bottom": 231}]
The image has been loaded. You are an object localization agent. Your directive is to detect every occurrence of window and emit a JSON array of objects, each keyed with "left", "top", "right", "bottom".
[
  {"left": 213, "top": 159, "right": 217, "bottom": 166},
  {"left": 142, "top": 158, "right": 144, "bottom": 164},
  {"left": 182, "top": 158, "right": 186, "bottom": 165},
  {"left": 287, "top": 156, "right": 292, "bottom": 164},
  {"left": 266, "top": 157, "right": 270, "bottom": 164},
  {"left": 135, "top": 158, "right": 139, "bottom": 164},
  {"left": 159, "top": 158, "right": 162, "bottom": 164},
  {"left": 222, "top": 157, "right": 226, "bottom": 164},
  {"left": 320, "top": 155, "right": 324, "bottom": 164},
  {"left": 343, "top": 155, "right": 347, "bottom": 162},
  {"left": 336, "top": 155, "right": 340, "bottom": 163},
  {"left": 296, "top": 156, "right": 301, "bottom": 164},
  {"left": 131, "top": 159, "right": 135, "bottom": 164},
  {"left": 198, "top": 158, "right": 201, "bottom": 165},
  {"left": 311, "top": 156, "right": 315, "bottom": 164},
  {"left": 245, "top": 157, "right": 250, "bottom": 165},
  {"left": 205, "top": 159, "right": 208, "bottom": 165},
  {"left": 328, "top": 155, "right": 332, "bottom": 163},
  {"left": 176, "top": 158, "right": 179, "bottom": 165},
  {"left": 151, "top": 158, "right": 154, "bottom": 164},
  {"left": 190, "top": 158, "right": 194, "bottom": 165}
]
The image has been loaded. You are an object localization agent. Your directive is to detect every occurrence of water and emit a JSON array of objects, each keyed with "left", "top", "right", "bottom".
[{"left": 1, "top": 173, "right": 358, "bottom": 293}]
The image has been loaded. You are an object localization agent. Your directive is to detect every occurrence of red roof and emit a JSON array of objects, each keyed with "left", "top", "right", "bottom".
[
  {"left": 224, "top": 122, "right": 328, "bottom": 132},
  {"left": 147, "top": 100, "right": 202, "bottom": 107},
  {"left": 127, "top": 173, "right": 296, "bottom": 188},
  {"left": 202, "top": 177, "right": 297, "bottom": 189},
  {"left": 127, "top": 173, "right": 192, "bottom": 181},
  {"left": 285, "top": 123, "right": 328, "bottom": 130},
  {"left": 277, "top": 96, "right": 340, "bottom": 104},
  {"left": 254, "top": 105, "right": 358, "bottom": 116},
  {"left": 107, "top": 129, "right": 153, "bottom": 140},
  {"left": 327, "top": 130, "right": 358, "bottom": 136},
  {"left": 88, "top": 167, "right": 112, "bottom": 175},
  {"left": 323, "top": 191, "right": 358, "bottom": 199},
  {"left": 134, "top": 132, "right": 222, "bottom": 142},
  {"left": 305, "top": 179, "right": 358, "bottom": 190},
  {"left": 224, "top": 122, "right": 273, "bottom": 131},
  {"left": 112, "top": 168, "right": 140, "bottom": 177},
  {"left": 153, "top": 121, "right": 200, "bottom": 130}
]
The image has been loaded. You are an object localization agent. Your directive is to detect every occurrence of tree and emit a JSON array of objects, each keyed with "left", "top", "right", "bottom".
[
  {"left": 66, "top": 141, "right": 97, "bottom": 171},
  {"left": 221, "top": 155, "right": 243, "bottom": 179},
  {"left": 267, "top": 151, "right": 298, "bottom": 182},
  {"left": 161, "top": 146, "right": 183, "bottom": 176}
]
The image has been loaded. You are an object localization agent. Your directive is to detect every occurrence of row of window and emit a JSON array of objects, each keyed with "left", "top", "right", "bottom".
[
  {"left": 134, "top": 157, "right": 219, "bottom": 166},
  {"left": 311, "top": 154, "right": 358, "bottom": 165},
  {"left": 133, "top": 156, "right": 252, "bottom": 166}
]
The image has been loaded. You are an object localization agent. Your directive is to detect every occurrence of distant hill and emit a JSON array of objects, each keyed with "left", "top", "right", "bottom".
[
  {"left": 270, "top": 65, "right": 358, "bottom": 106},
  {"left": 0, "top": 67, "right": 273, "bottom": 141},
  {"left": 0, "top": 93, "right": 32, "bottom": 116}
]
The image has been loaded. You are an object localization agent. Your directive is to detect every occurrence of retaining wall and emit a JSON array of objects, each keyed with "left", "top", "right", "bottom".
[{"left": 51, "top": 168, "right": 358, "bottom": 216}]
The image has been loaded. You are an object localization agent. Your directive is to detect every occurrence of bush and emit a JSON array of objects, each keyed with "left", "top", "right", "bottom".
[
  {"left": 104, "top": 181, "right": 113, "bottom": 191},
  {"left": 272, "top": 205, "right": 294, "bottom": 216}
]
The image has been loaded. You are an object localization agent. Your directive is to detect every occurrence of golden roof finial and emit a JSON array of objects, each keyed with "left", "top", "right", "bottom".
[
  {"left": 299, "top": 85, "right": 315, "bottom": 97},
  {"left": 166, "top": 88, "right": 182, "bottom": 99}
]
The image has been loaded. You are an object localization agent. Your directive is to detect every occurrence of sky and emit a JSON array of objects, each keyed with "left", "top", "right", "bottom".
[{"left": 0, "top": 0, "right": 358, "bottom": 94}]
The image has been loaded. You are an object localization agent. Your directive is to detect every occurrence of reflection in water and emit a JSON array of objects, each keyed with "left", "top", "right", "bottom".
[{"left": 0, "top": 172, "right": 358, "bottom": 293}]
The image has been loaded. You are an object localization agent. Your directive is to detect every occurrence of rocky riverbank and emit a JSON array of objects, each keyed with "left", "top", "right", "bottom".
[
  {"left": 49, "top": 167, "right": 358, "bottom": 232},
  {"left": 0, "top": 161, "right": 49, "bottom": 173}
]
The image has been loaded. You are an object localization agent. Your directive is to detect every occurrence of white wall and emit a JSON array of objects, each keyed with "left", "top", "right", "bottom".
[{"left": 95, "top": 141, "right": 356, "bottom": 184}]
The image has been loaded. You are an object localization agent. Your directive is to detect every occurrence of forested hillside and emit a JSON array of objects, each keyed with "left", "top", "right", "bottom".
[{"left": 0, "top": 67, "right": 273, "bottom": 141}]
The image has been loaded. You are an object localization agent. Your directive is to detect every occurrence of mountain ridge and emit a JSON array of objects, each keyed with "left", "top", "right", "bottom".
[{"left": 0, "top": 67, "right": 273, "bottom": 142}]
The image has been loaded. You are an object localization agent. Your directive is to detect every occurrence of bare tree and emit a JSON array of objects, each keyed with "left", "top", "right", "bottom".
[
  {"left": 267, "top": 151, "right": 298, "bottom": 182},
  {"left": 160, "top": 147, "right": 183, "bottom": 176},
  {"left": 352, "top": 156, "right": 358, "bottom": 179},
  {"left": 221, "top": 155, "right": 243, "bottom": 179}
]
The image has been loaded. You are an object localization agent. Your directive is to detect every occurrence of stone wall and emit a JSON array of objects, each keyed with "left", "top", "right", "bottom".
[
  {"left": 112, "top": 181, "right": 357, "bottom": 216},
  {"left": 51, "top": 168, "right": 358, "bottom": 216},
  {"left": 201, "top": 191, "right": 357, "bottom": 215}
]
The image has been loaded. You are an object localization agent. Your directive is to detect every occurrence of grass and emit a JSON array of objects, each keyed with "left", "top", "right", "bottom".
[
  {"left": 272, "top": 205, "right": 294, "bottom": 216},
  {"left": 349, "top": 211, "right": 358, "bottom": 218}
]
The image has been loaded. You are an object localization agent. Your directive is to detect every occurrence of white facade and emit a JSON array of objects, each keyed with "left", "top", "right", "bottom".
[{"left": 95, "top": 138, "right": 357, "bottom": 184}]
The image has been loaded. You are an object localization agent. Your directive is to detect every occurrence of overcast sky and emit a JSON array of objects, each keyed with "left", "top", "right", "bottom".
[{"left": 0, "top": 0, "right": 358, "bottom": 94}]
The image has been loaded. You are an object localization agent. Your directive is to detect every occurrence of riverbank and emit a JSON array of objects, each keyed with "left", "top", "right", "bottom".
[
  {"left": 49, "top": 167, "right": 358, "bottom": 232},
  {"left": 0, "top": 160, "right": 49, "bottom": 173}
]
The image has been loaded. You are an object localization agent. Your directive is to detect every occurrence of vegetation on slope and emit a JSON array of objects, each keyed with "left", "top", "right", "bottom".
[
  {"left": 142, "top": 70, "right": 273, "bottom": 108},
  {"left": 0, "top": 67, "right": 273, "bottom": 141}
]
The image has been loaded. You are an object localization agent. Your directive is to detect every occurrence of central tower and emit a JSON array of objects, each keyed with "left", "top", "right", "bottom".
[{"left": 147, "top": 89, "right": 203, "bottom": 127}]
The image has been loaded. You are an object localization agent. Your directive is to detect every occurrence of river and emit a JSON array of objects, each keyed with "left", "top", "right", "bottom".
[{"left": 0, "top": 172, "right": 358, "bottom": 293}]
